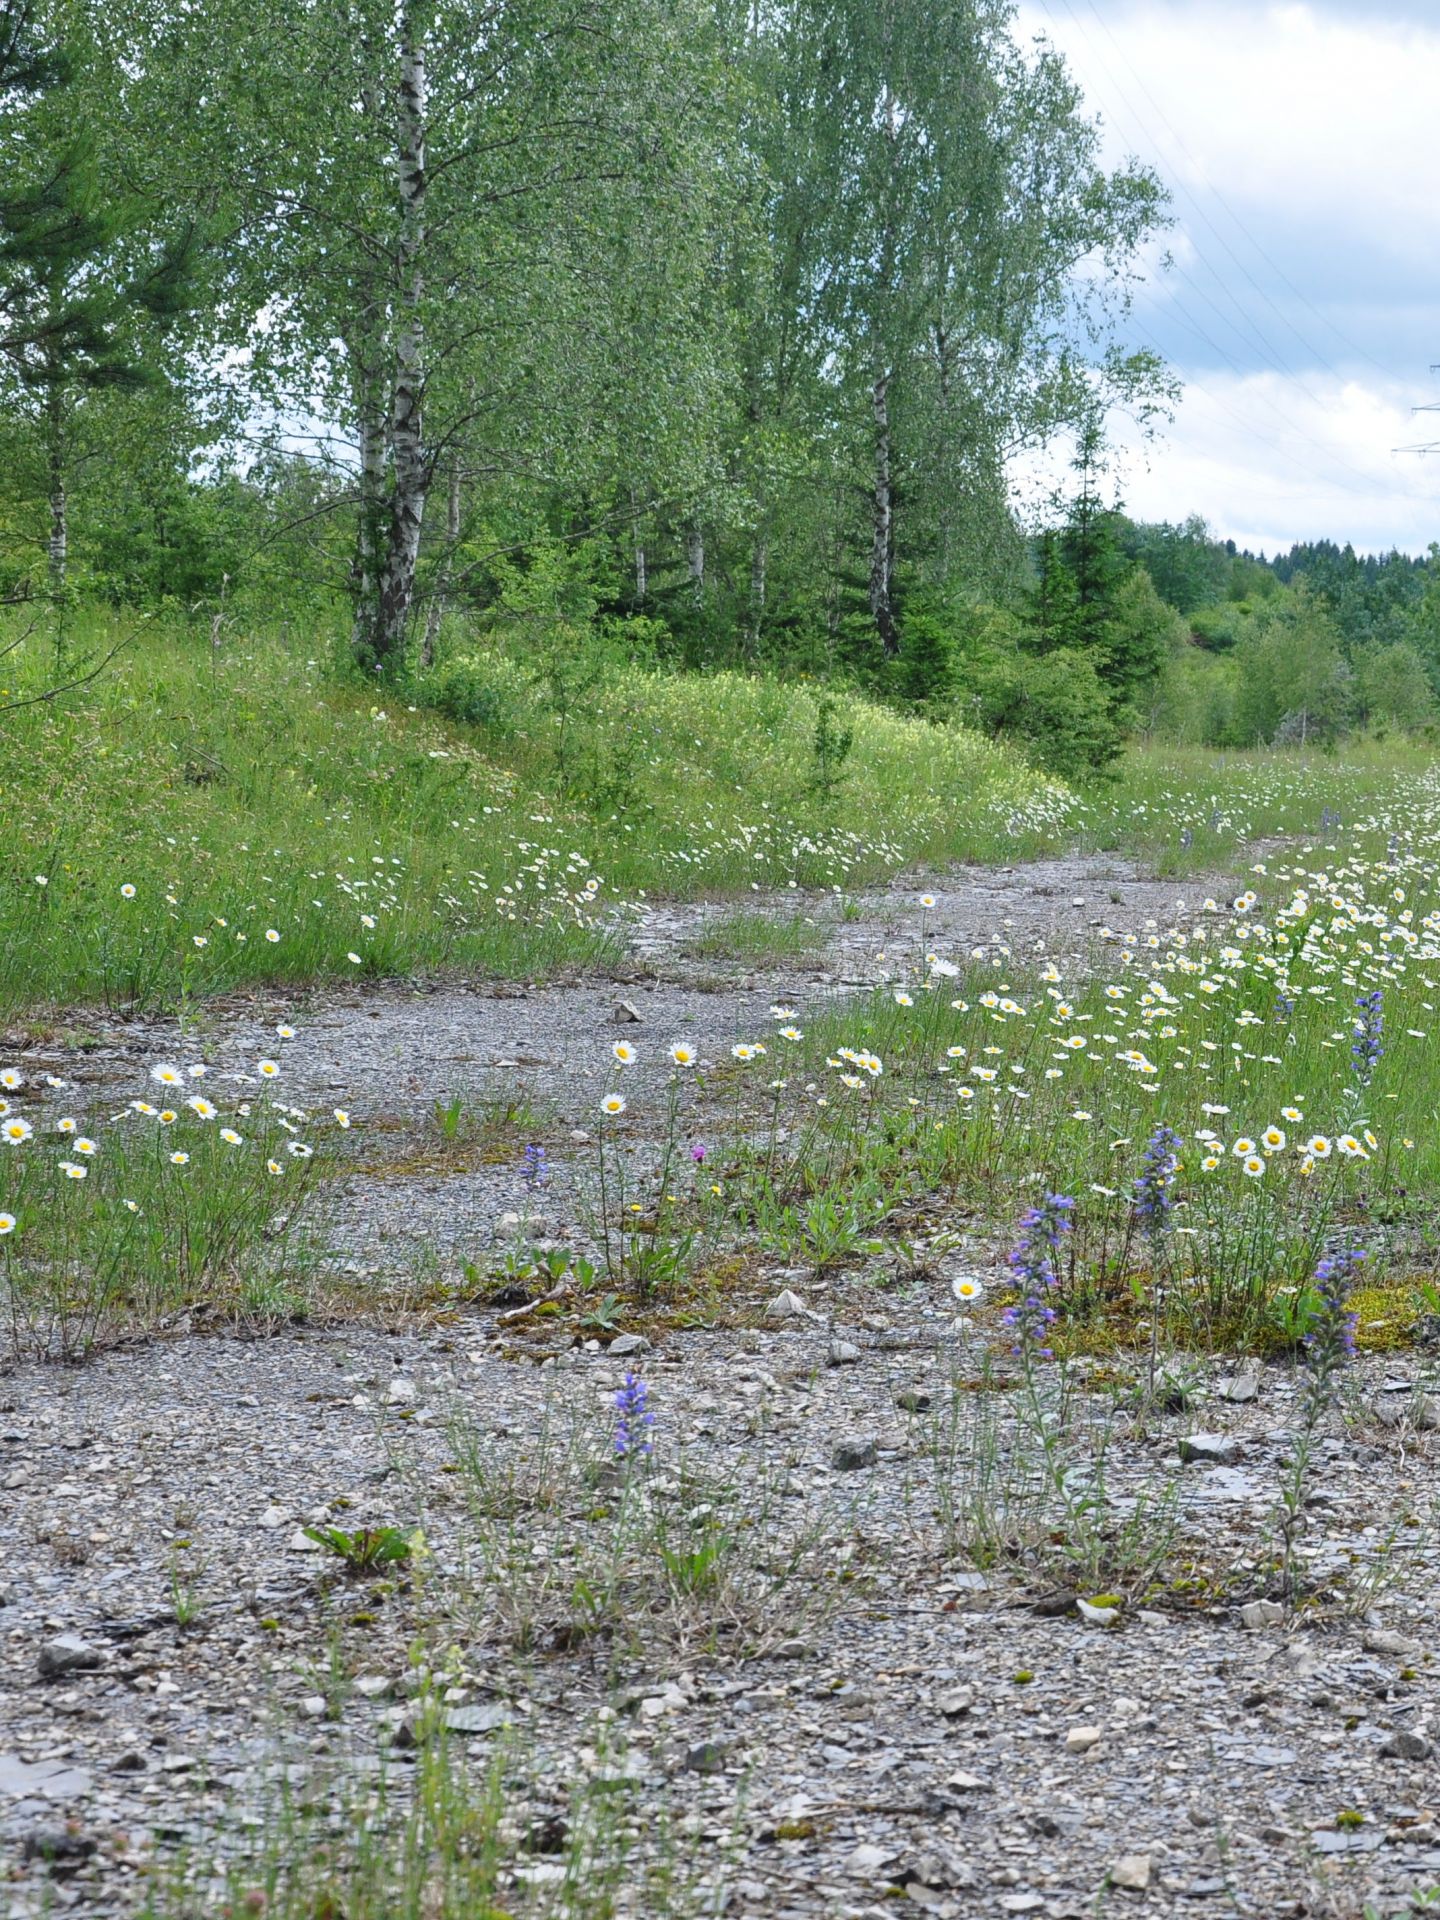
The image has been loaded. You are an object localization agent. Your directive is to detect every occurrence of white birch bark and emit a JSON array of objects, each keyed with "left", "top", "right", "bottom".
[
  {"left": 868, "top": 77, "right": 901, "bottom": 657},
  {"left": 630, "top": 487, "right": 646, "bottom": 600},
  {"left": 375, "top": 14, "right": 428, "bottom": 665},
  {"left": 869, "top": 365, "right": 898, "bottom": 655},
  {"left": 349, "top": 375, "right": 387, "bottom": 663},
  {"left": 747, "top": 535, "right": 767, "bottom": 651},
  {"left": 46, "top": 383, "right": 67, "bottom": 598}
]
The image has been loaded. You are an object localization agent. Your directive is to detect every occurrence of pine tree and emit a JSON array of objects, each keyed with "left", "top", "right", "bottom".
[
  {"left": 0, "top": 2, "right": 196, "bottom": 593},
  {"left": 1058, "top": 417, "right": 1131, "bottom": 658}
]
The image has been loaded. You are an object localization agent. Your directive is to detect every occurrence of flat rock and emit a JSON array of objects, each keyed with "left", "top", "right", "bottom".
[
  {"left": 1177, "top": 1432, "right": 1238, "bottom": 1466},
  {"left": 846, "top": 1842, "right": 895, "bottom": 1874},
  {"left": 444, "top": 1701, "right": 513, "bottom": 1735},
  {"left": 0, "top": 1755, "right": 92, "bottom": 1799},
  {"left": 937, "top": 1686, "right": 974, "bottom": 1717},
  {"left": 1217, "top": 1372, "right": 1259, "bottom": 1403},
  {"left": 607, "top": 1333, "right": 650, "bottom": 1357},
  {"left": 1076, "top": 1598, "right": 1121, "bottom": 1628},
  {"left": 831, "top": 1435, "right": 878, "bottom": 1471},
  {"left": 1228, "top": 1742, "right": 1296, "bottom": 1767},
  {"left": 1108, "top": 1853, "right": 1152, "bottom": 1890},
  {"left": 1373, "top": 1396, "right": 1440, "bottom": 1430},
  {"left": 1065, "top": 1726, "right": 1102, "bottom": 1752},
  {"left": 1310, "top": 1826, "right": 1385, "bottom": 1855},
  {"left": 37, "top": 1635, "right": 102, "bottom": 1679},
  {"left": 827, "top": 1339, "right": 862, "bottom": 1366},
  {"left": 767, "top": 1289, "right": 809, "bottom": 1319},
  {"left": 1365, "top": 1627, "right": 1421, "bottom": 1660},
  {"left": 1240, "top": 1599, "right": 1284, "bottom": 1630}
]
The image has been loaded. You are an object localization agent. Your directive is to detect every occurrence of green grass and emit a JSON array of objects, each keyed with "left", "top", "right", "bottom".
[
  {"left": 680, "top": 811, "right": 1440, "bottom": 1344},
  {"left": 1084, "top": 738, "right": 1440, "bottom": 873},
  {"left": 0, "top": 1052, "right": 341, "bottom": 1358},
  {"left": 0, "top": 610, "right": 1069, "bottom": 1016},
  {"left": 684, "top": 909, "right": 822, "bottom": 961},
  {"left": 141, "top": 1726, "right": 723, "bottom": 1920},
  {"left": 1, "top": 608, "right": 1435, "bottom": 1023}
]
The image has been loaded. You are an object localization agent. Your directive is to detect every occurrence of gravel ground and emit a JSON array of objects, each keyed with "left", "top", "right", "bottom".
[
  {"left": 7, "top": 852, "right": 1438, "bottom": 1919},
  {"left": 4, "top": 851, "right": 1222, "bottom": 1282},
  {"left": 3, "top": 1319, "right": 1440, "bottom": 1918}
]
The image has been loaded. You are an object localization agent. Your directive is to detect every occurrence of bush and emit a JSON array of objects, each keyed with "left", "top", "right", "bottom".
[
  {"left": 1358, "top": 642, "right": 1436, "bottom": 734},
  {"left": 1145, "top": 646, "right": 1239, "bottom": 747},
  {"left": 427, "top": 652, "right": 525, "bottom": 738},
  {"left": 1231, "top": 593, "right": 1352, "bottom": 746},
  {"left": 970, "top": 645, "right": 1124, "bottom": 780}
]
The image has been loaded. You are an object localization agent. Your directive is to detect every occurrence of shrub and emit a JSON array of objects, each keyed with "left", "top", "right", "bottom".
[{"left": 970, "top": 645, "right": 1125, "bottom": 780}]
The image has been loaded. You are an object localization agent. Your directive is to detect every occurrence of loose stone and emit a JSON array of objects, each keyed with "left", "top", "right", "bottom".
[
  {"left": 1177, "top": 1432, "right": 1238, "bottom": 1465},
  {"left": 37, "top": 1635, "right": 102, "bottom": 1680}
]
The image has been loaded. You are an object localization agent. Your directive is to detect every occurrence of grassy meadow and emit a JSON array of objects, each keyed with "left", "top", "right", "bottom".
[{"left": 1, "top": 608, "right": 1433, "bottom": 1020}]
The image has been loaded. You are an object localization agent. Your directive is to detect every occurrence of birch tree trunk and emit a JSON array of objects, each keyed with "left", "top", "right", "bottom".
[
  {"left": 869, "top": 364, "right": 899, "bottom": 655},
  {"left": 630, "top": 487, "right": 646, "bottom": 600},
  {"left": 45, "top": 380, "right": 67, "bottom": 598},
  {"left": 686, "top": 522, "right": 704, "bottom": 596},
  {"left": 932, "top": 315, "right": 956, "bottom": 578},
  {"left": 373, "top": 15, "right": 429, "bottom": 668},
  {"left": 420, "top": 454, "right": 461, "bottom": 668},
  {"left": 349, "top": 372, "right": 387, "bottom": 664},
  {"left": 868, "top": 76, "right": 901, "bottom": 657},
  {"left": 747, "top": 535, "right": 766, "bottom": 652}
]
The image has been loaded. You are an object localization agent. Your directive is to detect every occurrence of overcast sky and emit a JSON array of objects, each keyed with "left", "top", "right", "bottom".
[{"left": 1011, "top": 0, "right": 1440, "bottom": 555}]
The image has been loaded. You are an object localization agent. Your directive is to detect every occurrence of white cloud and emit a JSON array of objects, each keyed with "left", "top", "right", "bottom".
[
  {"left": 1018, "top": 3, "right": 1440, "bottom": 267},
  {"left": 1109, "top": 371, "right": 1440, "bottom": 553},
  {"left": 1011, "top": 2, "right": 1440, "bottom": 548}
]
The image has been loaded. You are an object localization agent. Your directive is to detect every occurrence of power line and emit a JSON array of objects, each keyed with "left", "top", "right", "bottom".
[
  {"left": 1034, "top": 0, "right": 1404, "bottom": 491},
  {"left": 1068, "top": 0, "right": 1398, "bottom": 383},
  {"left": 1042, "top": 0, "right": 1352, "bottom": 403},
  {"left": 1394, "top": 370, "right": 1440, "bottom": 454}
]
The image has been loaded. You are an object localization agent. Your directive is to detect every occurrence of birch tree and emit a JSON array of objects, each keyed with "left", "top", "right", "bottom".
[
  {"left": 740, "top": 0, "right": 1170, "bottom": 655},
  {"left": 109, "top": 0, "right": 728, "bottom": 672}
]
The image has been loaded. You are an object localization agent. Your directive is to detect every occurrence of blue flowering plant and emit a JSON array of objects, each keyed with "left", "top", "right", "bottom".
[
  {"left": 613, "top": 1370, "right": 655, "bottom": 1464},
  {"left": 1132, "top": 1125, "right": 1182, "bottom": 1243},
  {"left": 1351, "top": 988, "right": 1383, "bottom": 1091},
  {"left": 1000, "top": 1193, "right": 1075, "bottom": 1362},
  {"left": 1274, "top": 1246, "right": 1365, "bottom": 1603},
  {"left": 1301, "top": 1248, "right": 1363, "bottom": 1413}
]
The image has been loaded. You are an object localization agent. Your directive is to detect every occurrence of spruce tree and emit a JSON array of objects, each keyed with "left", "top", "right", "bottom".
[{"left": 0, "top": 1, "right": 195, "bottom": 593}]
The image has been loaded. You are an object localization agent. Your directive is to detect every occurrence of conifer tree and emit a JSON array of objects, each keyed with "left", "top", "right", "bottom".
[{"left": 1, "top": 1, "right": 195, "bottom": 593}]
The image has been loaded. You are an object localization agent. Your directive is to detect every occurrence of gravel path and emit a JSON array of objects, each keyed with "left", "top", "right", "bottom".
[
  {"left": 4, "top": 851, "right": 1224, "bottom": 1283},
  {"left": 9, "top": 852, "right": 1436, "bottom": 1919},
  {"left": 4, "top": 1320, "right": 1440, "bottom": 1918}
]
